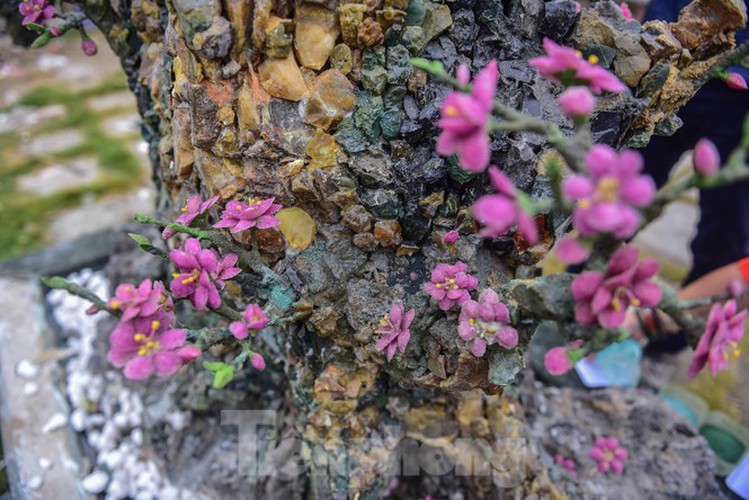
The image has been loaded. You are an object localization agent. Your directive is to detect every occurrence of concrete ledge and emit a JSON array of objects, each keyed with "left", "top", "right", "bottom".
[{"left": 0, "top": 277, "right": 86, "bottom": 499}]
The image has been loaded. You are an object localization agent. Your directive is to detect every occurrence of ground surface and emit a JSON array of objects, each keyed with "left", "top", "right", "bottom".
[{"left": 0, "top": 29, "right": 153, "bottom": 260}]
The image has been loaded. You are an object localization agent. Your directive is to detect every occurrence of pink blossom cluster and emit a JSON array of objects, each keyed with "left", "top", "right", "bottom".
[
  {"left": 589, "top": 437, "right": 628, "bottom": 474},
  {"left": 169, "top": 238, "right": 241, "bottom": 310},
  {"left": 106, "top": 280, "right": 201, "bottom": 380},
  {"left": 214, "top": 197, "right": 282, "bottom": 233},
  {"left": 436, "top": 61, "right": 499, "bottom": 173},
  {"left": 688, "top": 299, "right": 746, "bottom": 377},
  {"left": 529, "top": 38, "right": 627, "bottom": 94},
  {"left": 554, "top": 454, "right": 578, "bottom": 478},
  {"left": 162, "top": 195, "right": 219, "bottom": 239},
  {"left": 424, "top": 261, "right": 478, "bottom": 311},
  {"left": 563, "top": 145, "right": 655, "bottom": 240},
  {"left": 230, "top": 304, "right": 270, "bottom": 340},
  {"left": 458, "top": 289, "right": 517, "bottom": 357},
  {"left": 375, "top": 302, "right": 415, "bottom": 361},
  {"left": 571, "top": 246, "right": 661, "bottom": 329},
  {"left": 19, "top": 0, "right": 54, "bottom": 26},
  {"left": 472, "top": 167, "right": 539, "bottom": 245}
]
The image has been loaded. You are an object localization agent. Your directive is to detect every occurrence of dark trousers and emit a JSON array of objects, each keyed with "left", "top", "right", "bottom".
[{"left": 640, "top": 80, "right": 749, "bottom": 284}]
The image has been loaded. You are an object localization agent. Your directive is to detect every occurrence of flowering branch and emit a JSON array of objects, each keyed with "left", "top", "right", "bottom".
[
  {"left": 42, "top": 276, "right": 119, "bottom": 317},
  {"left": 134, "top": 213, "right": 283, "bottom": 289}
]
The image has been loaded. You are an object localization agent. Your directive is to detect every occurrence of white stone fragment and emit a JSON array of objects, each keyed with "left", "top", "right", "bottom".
[
  {"left": 38, "top": 457, "right": 53, "bottom": 470},
  {"left": 41, "top": 412, "right": 68, "bottom": 433},
  {"left": 23, "top": 382, "right": 39, "bottom": 396},
  {"left": 15, "top": 359, "right": 40, "bottom": 379},
  {"left": 26, "top": 475, "right": 43, "bottom": 491},
  {"left": 81, "top": 469, "right": 109, "bottom": 494},
  {"left": 70, "top": 408, "right": 86, "bottom": 431}
]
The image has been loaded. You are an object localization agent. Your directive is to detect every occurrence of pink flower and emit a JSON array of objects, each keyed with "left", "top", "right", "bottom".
[
  {"left": 229, "top": 304, "right": 270, "bottom": 340},
  {"left": 81, "top": 38, "right": 97, "bottom": 56},
  {"left": 457, "top": 289, "right": 517, "bottom": 357},
  {"left": 558, "top": 86, "right": 596, "bottom": 118},
  {"left": 693, "top": 138, "right": 720, "bottom": 177},
  {"left": 169, "top": 238, "right": 240, "bottom": 310},
  {"left": 573, "top": 1, "right": 582, "bottom": 13},
  {"left": 529, "top": 38, "right": 627, "bottom": 94},
  {"left": 424, "top": 261, "right": 478, "bottom": 310},
  {"left": 107, "top": 317, "right": 201, "bottom": 380},
  {"left": 375, "top": 302, "right": 415, "bottom": 361},
  {"left": 19, "top": 0, "right": 55, "bottom": 25},
  {"left": 107, "top": 279, "right": 173, "bottom": 322},
  {"left": 544, "top": 347, "right": 571, "bottom": 375},
  {"left": 571, "top": 246, "right": 661, "bottom": 328},
  {"left": 472, "top": 167, "right": 539, "bottom": 244},
  {"left": 725, "top": 72, "right": 748, "bottom": 90},
  {"left": 563, "top": 145, "right": 655, "bottom": 239},
  {"left": 589, "top": 437, "right": 628, "bottom": 474},
  {"left": 250, "top": 353, "right": 266, "bottom": 371},
  {"left": 436, "top": 61, "right": 499, "bottom": 172},
  {"left": 555, "top": 234, "right": 590, "bottom": 265},
  {"left": 618, "top": 2, "right": 633, "bottom": 20},
  {"left": 443, "top": 230, "right": 459, "bottom": 245},
  {"left": 178, "top": 195, "right": 220, "bottom": 225},
  {"left": 214, "top": 197, "right": 282, "bottom": 233},
  {"left": 554, "top": 454, "right": 578, "bottom": 478},
  {"left": 688, "top": 299, "right": 746, "bottom": 377}
]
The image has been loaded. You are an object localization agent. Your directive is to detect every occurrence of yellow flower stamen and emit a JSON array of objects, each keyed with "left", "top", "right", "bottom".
[
  {"left": 610, "top": 297, "right": 621, "bottom": 312},
  {"left": 444, "top": 105, "right": 459, "bottom": 117},
  {"left": 134, "top": 333, "right": 147, "bottom": 342},
  {"left": 578, "top": 199, "right": 591, "bottom": 209},
  {"left": 110, "top": 300, "right": 120, "bottom": 309},
  {"left": 587, "top": 54, "right": 599, "bottom": 64}
]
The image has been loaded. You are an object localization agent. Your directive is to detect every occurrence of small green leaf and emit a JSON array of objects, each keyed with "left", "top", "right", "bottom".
[
  {"left": 742, "top": 112, "right": 749, "bottom": 151},
  {"left": 41, "top": 276, "right": 70, "bottom": 289},
  {"left": 31, "top": 32, "right": 52, "bottom": 48},
  {"left": 410, "top": 58, "right": 446, "bottom": 76},
  {"left": 128, "top": 232, "right": 152, "bottom": 246},
  {"left": 203, "top": 361, "right": 229, "bottom": 372},
  {"left": 213, "top": 366, "right": 235, "bottom": 389}
]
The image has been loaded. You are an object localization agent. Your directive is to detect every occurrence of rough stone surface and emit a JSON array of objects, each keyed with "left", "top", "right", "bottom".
[{"left": 519, "top": 374, "right": 724, "bottom": 499}]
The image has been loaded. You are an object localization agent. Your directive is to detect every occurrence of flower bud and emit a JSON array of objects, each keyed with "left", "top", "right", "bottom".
[
  {"left": 250, "top": 353, "right": 266, "bottom": 371},
  {"left": 693, "top": 138, "right": 720, "bottom": 177},
  {"left": 443, "top": 230, "right": 459, "bottom": 245},
  {"left": 544, "top": 346, "right": 572, "bottom": 375},
  {"left": 81, "top": 38, "right": 98, "bottom": 56},
  {"left": 558, "top": 86, "right": 596, "bottom": 119},
  {"left": 725, "top": 72, "right": 748, "bottom": 90}
]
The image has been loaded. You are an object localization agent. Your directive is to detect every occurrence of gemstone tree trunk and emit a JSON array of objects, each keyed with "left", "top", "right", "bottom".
[{"left": 8, "top": 0, "right": 747, "bottom": 496}]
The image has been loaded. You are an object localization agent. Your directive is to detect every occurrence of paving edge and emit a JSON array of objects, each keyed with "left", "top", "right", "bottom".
[{"left": 0, "top": 276, "right": 88, "bottom": 499}]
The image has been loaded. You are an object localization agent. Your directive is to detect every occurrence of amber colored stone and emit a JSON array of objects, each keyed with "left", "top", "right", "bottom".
[
  {"left": 255, "top": 226, "right": 287, "bottom": 254},
  {"left": 291, "top": 172, "right": 319, "bottom": 202},
  {"left": 236, "top": 81, "right": 260, "bottom": 138},
  {"left": 339, "top": 3, "right": 369, "bottom": 46},
  {"left": 223, "top": 0, "right": 251, "bottom": 53},
  {"left": 294, "top": 5, "right": 339, "bottom": 70},
  {"left": 407, "top": 67, "right": 427, "bottom": 92},
  {"left": 342, "top": 205, "right": 373, "bottom": 233},
  {"left": 258, "top": 54, "right": 307, "bottom": 101},
  {"left": 353, "top": 232, "right": 378, "bottom": 251},
  {"left": 396, "top": 244, "right": 419, "bottom": 256},
  {"left": 305, "top": 69, "right": 357, "bottom": 129},
  {"left": 375, "top": 8, "right": 406, "bottom": 32},
  {"left": 305, "top": 129, "right": 339, "bottom": 168},
  {"left": 252, "top": 0, "right": 273, "bottom": 48},
  {"left": 373, "top": 220, "right": 402, "bottom": 247},
  {"left": 357, "top": 17, "right": 384, "bottom": 47}
]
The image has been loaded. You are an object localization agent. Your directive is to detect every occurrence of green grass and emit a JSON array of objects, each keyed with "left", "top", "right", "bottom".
[{"left": 0, "top": 72, "right": 145, "bottom": 260}]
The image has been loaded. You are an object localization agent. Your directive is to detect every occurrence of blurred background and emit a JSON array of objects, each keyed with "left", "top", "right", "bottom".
[{"left": 0, "top": 26, "right": 152, "bottom": 261}]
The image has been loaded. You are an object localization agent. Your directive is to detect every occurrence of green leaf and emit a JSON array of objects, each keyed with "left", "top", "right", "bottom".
[
  {"left": 213, "top": 366, "right": 235, "bottom": 389},
  {"left": 203, "top": 361, "right": 229, "bottom": 372},
  {"left": 30, "top": 32, "right": 52, "bottom": 48},
  {"left": 127, "top": 233, "right": 165, "bottom": 258},
  {"left": 410, "top": 58, "right": 446, "bottom": 76},
  {"left": 41, "top": 276, "right": 70, "bottom": 289}
]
